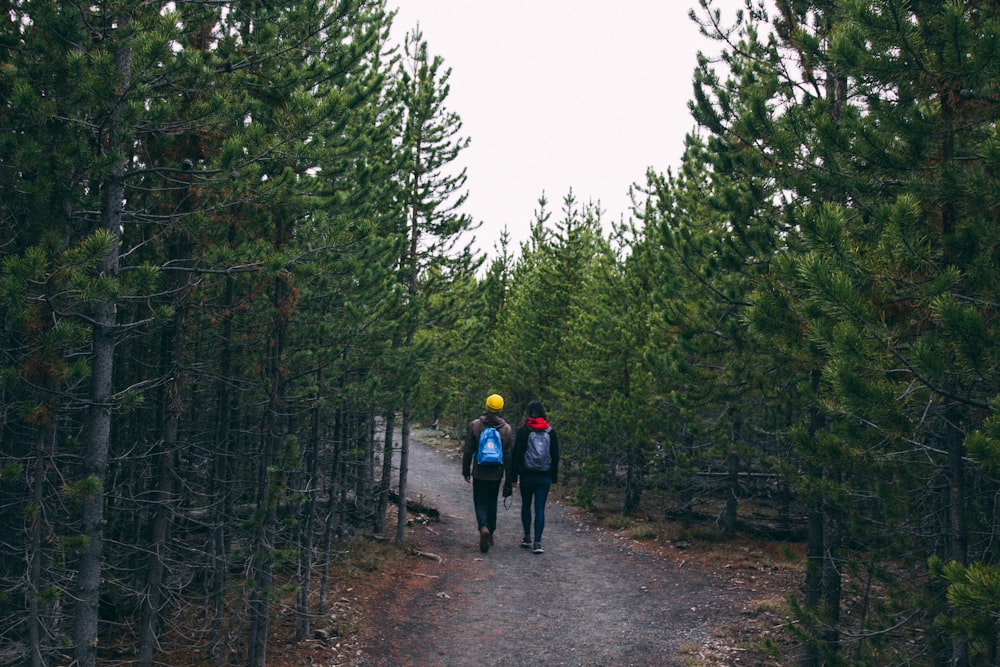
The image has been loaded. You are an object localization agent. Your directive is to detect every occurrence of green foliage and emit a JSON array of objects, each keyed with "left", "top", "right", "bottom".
[
  {"left": 0, "top": 462, "right": 24, "bottom": 484},
  {"left": 931, "top": 557, "right": 1000, "bottom": 657},
  {"left": 2, "top": 0, "right": 999, "bottom": 664},
  {"left": 673, "top": 0, "right": 1000, "bottom": 661}
]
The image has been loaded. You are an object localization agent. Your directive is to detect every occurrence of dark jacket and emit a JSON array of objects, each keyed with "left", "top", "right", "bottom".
[
  {"left": 510, "top": 424, "right": 559, "bottom": 484},
  {"left": 462, "top": 413, "right": 514, "bottom": 481}
]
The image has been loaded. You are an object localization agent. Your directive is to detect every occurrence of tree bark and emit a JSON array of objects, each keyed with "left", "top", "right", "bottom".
[
  {"left": 138, "top": 198, "right": 193, "bottom": 667},
  {"left": 374, "top": 412, "right": 395, "bottom": 536},
  {"left": 799, "top": 369, "right": 825, "bottom": 667},
  {"left": 395, "top": 396, "right": 412, "bottom": 544},
  {"left": 73, "top": 36, "right": 129, "bottom": 660},
  {"left": 247, "top": 259, "right": 292, "bottom": 667},
  {"left": 208, "top": 270, "right": 235, "bottom": 662},
  {"left": 28, "top": 410, "right": 57, "bottom": 667},
  {"left": 295, "top": 363, "right": 322, "bottom": 642}
]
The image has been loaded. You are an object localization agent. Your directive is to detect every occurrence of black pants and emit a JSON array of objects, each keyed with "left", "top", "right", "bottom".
[
  {"left": 519, "top": 471, "right": 552, "bottom": 542},
  {"left": 472, "top": 477, "right": 502, "bottom": 534}
]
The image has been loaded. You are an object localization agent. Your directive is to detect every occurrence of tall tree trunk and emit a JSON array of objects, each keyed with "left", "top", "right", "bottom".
[
  {"left": 73, "top": 184, "right": 120, "bottom": 667},
  {"left": 361, "top": 409, "right": 376, "bottom": 526},
  {"left": 799, "top": 369, "right": 825, "bottom": 667},
  {"left": 319, "top": 401, "right": 346, "bottom": 615},
  {"left": 73, "top": 37, "right": 129, "bottom": 662},
  {"left": 799, "top": 492, "right": 824, "bottom": 667},
  {"left": 295, "top": 363, "right": 322, "bottom": 642},
  {"left": 821, "top": 478, "right": 842, "bottom": 659},
  {"left": 208, "top": 270, "right": 235, "bottom": 662},
  {"left": 724, "top": 450, "right": 739, "bottom": 538},
  {"left": 137, "top": 442, "right": 175, "bottom": 667},
  {"left": 138, "top": 224, "right": 192, "bottom": 667},
  {"left": 937, "top": 91, "right": 969, "bottom": 667},
  {"left": 623, "top": 446, "right": 643, "bottom": 515},
  {"left": 247, "top": 263, "right": 291, "bottom": 667},
  {"left": 374, "top": 411, "right": 395, "bottom": 536},
  {"left": 724, "top": 413, "right": 742, "bottom": 539},
  {"left": 28, "top": 406, "right": 57, "bottom": 667},
  {"left": 395, "top": 394, "right": 411, "bottom": 544},
  {"left": 946, "top": 405, "right": 969, "bottom": 667}
]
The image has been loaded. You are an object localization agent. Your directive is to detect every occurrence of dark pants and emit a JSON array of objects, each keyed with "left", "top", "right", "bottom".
[
  {"left": 472, "top": 477, "right": 502, "bottom": 534},
  {"left": 519, "top": 472, "right": 551, "bottom": 542}
]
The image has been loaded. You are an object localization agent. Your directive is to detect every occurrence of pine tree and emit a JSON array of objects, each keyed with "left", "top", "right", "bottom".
[
  {"left": 386, "top": 24, "right": 477, "bottom": 543},
  {"left": 690, "top": 0, "right": 1000, "bottom": 662},
  {"left": 495, "top": 192, "right": 603, "bottom": 409},
  {"left": 0, "top": 1, "right": 396, "bottom": 663}
]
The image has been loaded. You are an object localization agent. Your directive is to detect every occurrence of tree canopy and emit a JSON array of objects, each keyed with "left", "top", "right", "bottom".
[{"left": 1, "top": 1, "right": 999, "bottom": 665}]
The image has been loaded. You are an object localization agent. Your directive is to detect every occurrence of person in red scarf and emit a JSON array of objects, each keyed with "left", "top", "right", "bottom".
[{"left": 507, "top": 400, "right": 560, "bottom": 554}]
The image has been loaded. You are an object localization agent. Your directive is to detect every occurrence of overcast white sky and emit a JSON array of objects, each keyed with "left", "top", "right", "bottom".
[{"left": 389, "top": 1, "right": 744, "bottom": 254}]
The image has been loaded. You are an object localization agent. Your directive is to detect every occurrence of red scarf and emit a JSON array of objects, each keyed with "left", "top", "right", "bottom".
[{"left": 527, "top": 417, "right": 549, "bottom": 430}]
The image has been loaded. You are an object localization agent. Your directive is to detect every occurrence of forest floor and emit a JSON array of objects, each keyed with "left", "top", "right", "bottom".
[{"left": 268, "top": 428, "right": 805, "bottom": 667}]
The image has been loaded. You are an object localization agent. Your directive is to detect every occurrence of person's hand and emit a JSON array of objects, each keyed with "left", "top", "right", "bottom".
[{"left": 464, "top": 475, "right": 471, "bottom": 483}]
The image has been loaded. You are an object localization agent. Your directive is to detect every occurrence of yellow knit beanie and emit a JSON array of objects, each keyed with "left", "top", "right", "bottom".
[{"left": 485, "top": 394, "right": 504, "bottom": 413}]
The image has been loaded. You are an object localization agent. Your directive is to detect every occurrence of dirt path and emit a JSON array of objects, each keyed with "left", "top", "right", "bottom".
[{"left": 358, "top": 436, "right": 764, "bottom": 667}]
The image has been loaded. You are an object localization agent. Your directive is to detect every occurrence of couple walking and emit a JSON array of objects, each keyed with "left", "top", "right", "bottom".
[{"left": 461, "top": 394, "right": 559, "bottom": 554}]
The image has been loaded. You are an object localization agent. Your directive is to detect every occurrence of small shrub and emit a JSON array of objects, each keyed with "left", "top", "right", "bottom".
[
  {"left": 627, "top": 524, "right": 660, "bottom": 541},
  {"left": 755, "top": 636, "right": 782, "bottom": 657},
  {"left": 604, "top": 515, "right": 634, "bottom": 530}
]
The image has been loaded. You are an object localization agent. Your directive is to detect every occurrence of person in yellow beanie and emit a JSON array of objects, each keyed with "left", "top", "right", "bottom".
[{"left": 462, "top": 394, "right": 514, "bottom": 553}]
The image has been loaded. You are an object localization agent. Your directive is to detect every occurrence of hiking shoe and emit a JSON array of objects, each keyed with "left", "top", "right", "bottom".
[
  {"left": 520, "top": 536, "right": 532, "bottom": 549},
  {"left": 479, "top": 526, "right": 490, "bottom": 553},
  {"left": 488, "top": 531, "right": 495, "bottom": 547},
  {"left": 532, "top": 542, "right": 544, "bottom": 554}
]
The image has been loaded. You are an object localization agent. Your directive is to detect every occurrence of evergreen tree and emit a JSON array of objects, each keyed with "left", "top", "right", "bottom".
[
  {"left": 386, "top": 24, "right": 478, "bottom": 543},
  {"left": 689, "top": 0, "right": 1000, "bottom": 662},
  {"left": 554, "top": 215, "right": 654, "bottom": 512},
  {"left": 0, "top": 1, "right": 395, "bottom": 663},
  {"left": 495, "top": 192, "right": 602, "bottom": 410}
]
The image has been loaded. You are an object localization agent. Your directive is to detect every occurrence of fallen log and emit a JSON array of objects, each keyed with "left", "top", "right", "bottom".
[{"left": 387, "top": 489, "right": 440, "bottom": 520}]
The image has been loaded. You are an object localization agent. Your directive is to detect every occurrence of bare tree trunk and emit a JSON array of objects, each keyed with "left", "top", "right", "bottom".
[
  {"left": 821, "top": 481, "right": 842, "bottom": 658},
  {"left": 208, "top": 270, "right": 235, "bottom": 663},
  {"left": 361, "top": 409, "right": 376, "bottom": 525},
  {"left": 73, "top": 202, "right": 119, "bottom": 667},
  {"left": 946, "top": 406, "right": 969, "bottom": 667},
  {"left": 28, "top": 410, "right": 57, "bottom": 667},
  {"left": 319, "top": 401, "right": 346, "bottom": 615},
  {"left": 295, "top": 363, "right": 322, "bottom": 641},
  {"left": 247, "top": 261, "right": 292, "bottom": 667},
  {"left": 246, "top": 483, "right": 276, "bottom": 667},
  {"left": 799, "top": 369, "right": 825, "bottom": 667},
  {"left": 799, "top": 493, "right": 824, "bottom": 667},
  {"left": 138, "top": 229, "right": 192, "bottom": 667},
  {"left": 395, "top": 395, "right": 411, "bottom": 544},
  {"left": 137, "top": 443, "right": 174, "bottom": 667},
  {"left": 724, "top": 450, "right": 739, "bottom": 538},
  {"left": 374, "top": 411, "right": 395, "bottom": 536},
  {"left": 73, "top": 37, "right": 128, "bottom": 660}
]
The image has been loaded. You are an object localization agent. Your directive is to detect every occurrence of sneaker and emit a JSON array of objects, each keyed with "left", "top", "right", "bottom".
[
  {"left": 488, "top": 531, "right": 495, "bottom": 547},
  {"left": 479, "top": 526, "right": 490, "bottom": 553},
  {"left": 532, "top": 542, "right": 544, "bottom": 554},
  {"left": 520, "top": 536, "right": 532, "bottom": 549}
]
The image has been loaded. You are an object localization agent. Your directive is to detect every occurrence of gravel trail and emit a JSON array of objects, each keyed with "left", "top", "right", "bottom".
[{"left": 360, "top": 436, "right": 753, "bottom": 667}]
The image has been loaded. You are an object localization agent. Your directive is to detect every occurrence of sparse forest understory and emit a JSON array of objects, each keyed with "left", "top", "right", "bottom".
[{"left": 2, "top": 1, "right": 999, "bottom": 666}]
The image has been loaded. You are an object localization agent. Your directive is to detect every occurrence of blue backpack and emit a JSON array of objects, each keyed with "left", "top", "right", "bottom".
[{"left": 476, "top": 425, "right": 504, "bottom": 467}]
